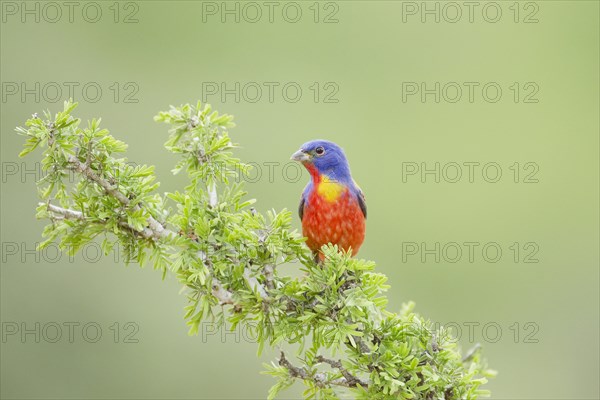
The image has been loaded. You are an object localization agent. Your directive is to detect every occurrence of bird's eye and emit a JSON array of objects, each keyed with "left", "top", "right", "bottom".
[{"left": 315, "top": 146, "right": 325, "bottom": 156}]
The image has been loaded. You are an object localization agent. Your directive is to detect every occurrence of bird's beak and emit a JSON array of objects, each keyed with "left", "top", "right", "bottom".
[{"left": 291, "top": 149, "right": 310, "bottom": 163}]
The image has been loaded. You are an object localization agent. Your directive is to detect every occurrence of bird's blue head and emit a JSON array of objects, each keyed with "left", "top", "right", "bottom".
[{"left": 291, "top": 140, "right": 352, "bottom": 184}]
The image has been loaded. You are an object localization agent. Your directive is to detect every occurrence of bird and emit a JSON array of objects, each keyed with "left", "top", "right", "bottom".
[{"left": 291, "top": 140, "right": 366, "bottom": 261}]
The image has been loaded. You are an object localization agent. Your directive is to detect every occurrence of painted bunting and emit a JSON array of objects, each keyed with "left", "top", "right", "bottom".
[{"left": 291, "top": 140, "right": 366, "bottom": 260}]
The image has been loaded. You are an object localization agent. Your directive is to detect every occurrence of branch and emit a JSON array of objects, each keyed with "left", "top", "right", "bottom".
[
  {"left": 69, "top": 155, "right": 130, "bottom": 205},
  {"left": 279, "top": 352, "right": 367, "bottom": 389},
  {"left": 353, "top": 335, "right": 370, "bottom": 355},
  {"left": 43, "top": 202, "right": 246, "bottom": 306},
  {"left": 462, "top": 343, "right": 482, "bottom": 363},
  {"left": 263, "top": 264, "right": 275, "bottom": 290},
  {"left": 257, "top": 229, "right": 275, "bottom": 290},
  {"left": 43, "top": 202, "right": 83, "bottom": 220},
  {"left": 244, "top": 269, "right": 269, "bottom": 300},
  {"left": 316, "top": 355, "right": 369, "bottom": 388},
  {"left": 207, "top": 183, "right": 218, "bottom": 208},
  {"left": 41, "top": 202, "right": 158, "bottom": 240},
  {"left": 211, "top": 278, "right": 233, "bottom": 305},
  {"left": 67, "top": 155, "right": 172, "bottom": 240}
]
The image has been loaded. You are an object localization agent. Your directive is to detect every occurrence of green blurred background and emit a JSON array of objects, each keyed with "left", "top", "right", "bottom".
[{"left": 1, "top": 1, "right": 598, "bottom": 399}]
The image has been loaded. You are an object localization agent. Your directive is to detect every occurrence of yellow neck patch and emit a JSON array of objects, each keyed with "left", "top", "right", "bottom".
[{"left": 316, "top": 175, "right": 346, "bottom": 202}]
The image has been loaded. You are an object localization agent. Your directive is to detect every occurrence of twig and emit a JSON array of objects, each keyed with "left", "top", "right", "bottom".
[
  {"left": 211, "top": 278, "right": 234, "bottom": 305},
  {"left": 244, "top": 269, "right": 269, "bottom": 300},
  {"left": 354, "top": 335, "right": 370, "bottom": 354},
  {"left": 68, "top": 155, "right": 130, "bottom": 205},
  {"left": 462, "top": 343, "right": 482, "bottom": 362},
  {"left": 207, "top": 182, "right": 218, "bottom": 208},
  {"left": 67, "top": 156, "right": 172, "bottom": 240},
  {"left": 198, "top": 250, "right": 235, "bottom": 305},
  {"left": 41, "top": 202, "right": 166, "bottom": 241},
  {"left": 279, "top": 352, "right": 311, "bottom": 380},
  {"left": 263, "top": 264, "right": 275, "bottom": 290},
  {"left": 257, "top": 230, "right": 276, "bottom": 290},
  {"left": 279, "top": 352, "right": 368, "bottom": 389},
  {"left": 44, "top": 203, "right": 84, "bottom": 220},
  {"left": 316, "top": 355, "right": 369, "bottom": 387}
]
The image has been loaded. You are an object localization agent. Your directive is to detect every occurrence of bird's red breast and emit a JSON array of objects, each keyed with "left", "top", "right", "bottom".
[{"left": 301, "top": 172, "right": 366, "bottom": 257}]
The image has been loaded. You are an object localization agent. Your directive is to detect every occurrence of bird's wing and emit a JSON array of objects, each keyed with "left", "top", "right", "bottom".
[
  {"left": 299, "top": 195, "right": 305, "bottom": 221},
  {"left": 299, "top": 183, "right": 312, "bottom": 221},
  {"left": 356, "top": 189, "right": 367, "bottom": 219}
]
